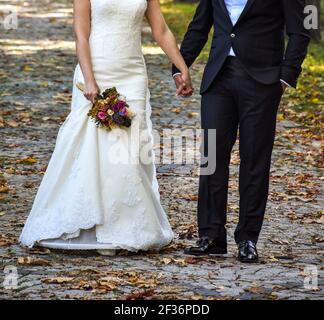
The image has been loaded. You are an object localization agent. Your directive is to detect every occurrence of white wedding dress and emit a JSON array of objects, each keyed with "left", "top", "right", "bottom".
[{"left": 19, "top": 0, "right": 174, "bottom": 252}]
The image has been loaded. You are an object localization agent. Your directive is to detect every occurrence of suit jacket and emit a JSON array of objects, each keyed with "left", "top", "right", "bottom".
[{"left": 172, "top": 0, "right": 310, "bottom": 94}]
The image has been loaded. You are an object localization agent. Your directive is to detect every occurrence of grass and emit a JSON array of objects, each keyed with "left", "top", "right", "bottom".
[
  {"left": 162, "top": 2, "right": 213, "bottom": 61},
  {"left": 161, "top": 2, "right": 323, "bottom": 130}
]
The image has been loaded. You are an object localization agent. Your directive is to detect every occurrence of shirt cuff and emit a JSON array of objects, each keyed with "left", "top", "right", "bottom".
[
  {"left": 280, "top": 79, "right": 291, "bottom": 88},
  {"left": 173, "top": 73, "right": 182, "bottom": 78}
]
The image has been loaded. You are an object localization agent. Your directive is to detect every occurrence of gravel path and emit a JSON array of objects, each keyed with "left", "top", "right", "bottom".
[{"left": 0, "top": 0, "right": 323, "bottom": 300}]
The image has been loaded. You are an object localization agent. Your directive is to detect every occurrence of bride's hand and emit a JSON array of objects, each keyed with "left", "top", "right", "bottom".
[
  {"left": 84, "top": 80, "right": 100, "bottom": 103},
  {"left": 175, "top": 69, "right": 193, "bottom": 97},
  {"left": 182, "top": 70, "right": 193, "bottom": 96}
]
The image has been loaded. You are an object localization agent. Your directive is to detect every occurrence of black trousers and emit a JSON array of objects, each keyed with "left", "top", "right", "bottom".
[{"left": 198, "top": 57, "right": 283, "bottom": 245}]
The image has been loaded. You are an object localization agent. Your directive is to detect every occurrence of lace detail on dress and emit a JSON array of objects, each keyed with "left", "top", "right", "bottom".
[
  {"left": 19, "top": 186, "right": 102, "bottom": 248},
  {"left": 121, "top": 171, "right": 143, "bottom": 207}
]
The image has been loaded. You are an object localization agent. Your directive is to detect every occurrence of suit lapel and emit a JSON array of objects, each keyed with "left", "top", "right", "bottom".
[
  {"left": 217, "top": 0, "right": 233, "bottom": 27},
  {"left": 236, "top": 0, "right": 256, "bottom": 25}
]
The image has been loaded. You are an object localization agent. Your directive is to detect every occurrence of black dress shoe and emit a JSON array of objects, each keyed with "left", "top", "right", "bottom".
[
  {"left": 184, "top": 237, "right": 227, "bottom": 256},
  {"left": 238, "top": 240, "right": 259, "bottom": 263}
]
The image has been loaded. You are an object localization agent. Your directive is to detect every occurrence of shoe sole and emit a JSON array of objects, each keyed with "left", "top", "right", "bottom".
[
  {"left": 97, "top": 250, "right": 117, "bottom": 256},
  {"left": 184, "top": 250, "right": 228, "bottom": 257},
  {"left": 238, "top": 257, "right": 259, "bottom": 263}
]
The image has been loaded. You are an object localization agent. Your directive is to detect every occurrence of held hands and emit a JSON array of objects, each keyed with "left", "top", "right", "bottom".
[
  {"left": 174, "top": 71, "right": 193, "bottom": 97},
  {"left": 84, "top": 80, "right": 100, "bottom": 103}
]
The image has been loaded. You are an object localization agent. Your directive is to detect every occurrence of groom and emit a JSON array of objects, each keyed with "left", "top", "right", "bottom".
[{"left": 173, "top": 0, "right": 310, "bottom": 262}]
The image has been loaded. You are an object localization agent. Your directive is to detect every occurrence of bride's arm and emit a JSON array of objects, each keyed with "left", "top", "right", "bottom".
[
  {"left": 73, "top": 0, "right": 99, "bottom": 103},
  {"left": 145, "top": 0, "right": 193, "bottom": 96}
]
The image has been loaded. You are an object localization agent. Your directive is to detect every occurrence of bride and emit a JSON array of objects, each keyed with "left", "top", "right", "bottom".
[{"left": 19, "top": 0, "right": 193, "bottom": 255}]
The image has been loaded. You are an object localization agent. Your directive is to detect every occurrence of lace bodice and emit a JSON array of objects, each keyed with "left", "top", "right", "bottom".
[
  {"left": 89, "top": 0, "right": 147, "bottom": 57},
  {"left": 90, "top": 0, "right": 147, "bottom": 34}
]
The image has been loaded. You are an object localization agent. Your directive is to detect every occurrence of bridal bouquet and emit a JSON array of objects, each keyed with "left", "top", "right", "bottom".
[{"left": 76, "top": 82, "right": 136, "bottom": 131}]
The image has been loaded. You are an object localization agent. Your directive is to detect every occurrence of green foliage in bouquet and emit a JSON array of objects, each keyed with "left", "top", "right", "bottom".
[{"left": 77, "top": 83, "right": 135, "bottom": 131}]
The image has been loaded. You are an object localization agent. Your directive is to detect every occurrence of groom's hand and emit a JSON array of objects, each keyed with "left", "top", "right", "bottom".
[
  {"left": 281, "top": 82, "right": 288, "bottom": 94},
  {"left": 174, "top": 74, "right": 193, "bottom": 97}
]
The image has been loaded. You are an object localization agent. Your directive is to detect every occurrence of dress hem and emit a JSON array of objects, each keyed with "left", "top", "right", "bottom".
[{"left": 19, "top": 222, "right": 174, "bottom": 253}]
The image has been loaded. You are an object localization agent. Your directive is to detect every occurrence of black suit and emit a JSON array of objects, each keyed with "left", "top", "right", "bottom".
[
  {"left": 173, "top": 0, "right": 309, "bottom": 244},
  {"left": 172, "top": 0, "right": 310, "bottom": 92}
]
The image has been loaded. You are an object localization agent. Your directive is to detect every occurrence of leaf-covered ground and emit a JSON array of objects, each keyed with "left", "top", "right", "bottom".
[{"left": 0, "top": 0, "right": 323, "bottom": 300}]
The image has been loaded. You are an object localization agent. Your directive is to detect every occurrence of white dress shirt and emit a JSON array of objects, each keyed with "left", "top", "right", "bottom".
[{"left": 225, "top": 0, "right": 247, "bottom": 56}]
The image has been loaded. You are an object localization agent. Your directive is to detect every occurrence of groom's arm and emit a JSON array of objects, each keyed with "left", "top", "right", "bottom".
[
  {"left": 172, "top": 0, "right": 214, "bottom": 75},
  {"left": 280, "top": 0, "right": 310, "bottom": 88}
]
